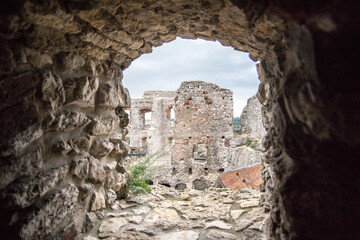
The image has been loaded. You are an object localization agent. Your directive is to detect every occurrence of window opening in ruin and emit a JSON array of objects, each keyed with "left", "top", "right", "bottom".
[
  {"left": 193, "top": 144, "right": 207, "bottom": 162},
  {"left": 144, "top": 112, "right": 151, "bottom": 124},
  {"left": 218, "top": 168, "right": 225, "bottom": 173},
  {"left": 189, "top": 168, "right": 192, "bottom": 175},
  {"left": 170, "top": 108, "right": 175, "bottom": 121}
]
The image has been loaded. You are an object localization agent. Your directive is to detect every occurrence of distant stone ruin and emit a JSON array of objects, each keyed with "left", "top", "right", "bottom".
[
  {"left": 128, "top": 81, "right": 245, "bottom": 189},
  {"left": 127, "top": 91, "right": 176, "bottom": 163},
  {"left": 227, "top": 96, "right": 266, "bottom": 170},
  {"left": 170, "top": 81, "right": 234, "bottom": 189}
]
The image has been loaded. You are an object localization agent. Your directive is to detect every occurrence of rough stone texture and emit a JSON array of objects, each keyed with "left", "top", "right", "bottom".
[
  {"left": 227, "top": 95, "right": 265, "bottom": 170},
  {"left": 84, "top": 185, "right": 265, "bottom": 240},
  {"left": 240, "top": 96, "right": 266, "bottom": 140},
  {"left": 0, "top": 0, "right": 359, "bottom": 239},
  {"left": 98, "top": 217, "right": 127, "bottom": 238},
  {"left": 19, "top": 184, "right": 79, "bottom": 240},
  {"left": 169, "top": 81, "right": 233, "bottom": 189},
  {"left": 1, "top": 164, "right": 68, "bottom": 208},
  {"left": 127, "top": 90, "right": 176, "bottom": 159}
]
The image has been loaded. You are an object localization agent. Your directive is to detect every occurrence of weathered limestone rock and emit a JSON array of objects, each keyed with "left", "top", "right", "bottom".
[
  {"left": 41, "top": 71, "right": 65, "bottom": 111},
  {"left": 106, "top": 189, "right": 117, "bottom": 206},
  {"left": 144, "top": 208, "right": 180, "bottom": 223},
  {"left": 230, "top": 209, "right": 246, "bottom": 221},
  {"left": 105, "top": 171, "right": 128, "bottom": 192},
  {"left": 0, "top": 149, "right": 43, "bottom": 190},
  {"left": 89, "top": 139, "right": 114, "bottom": 158},
  {"left": 105, "top": 231, "right": 150, "bottom": 240},
  {"left": 91, "top": 190, "right": 106, "bottom": 211},
  {"left": 98, "top": 217, "right": 127, "bottom": 238},
  {"left": 127, "top": 215, "right": 143, "bottom": 224},
  {"left": 19, "top": 184, "right": 79, "bottom": 240},
  {"left": 234, "top": 219, "right": 253, "bottom": 232},
  {"left": 204, "top": 229, "right": 240, "bottom": 240},
  {"left": 154, "top": 231, "right": 199, "bottom": 240},
  {"left": 86, "top": 212, "right": 98, "bottom": 231},
  {"left": 97, "top": 81, "right": 130, "bottom": 108},
  {"left": 84, "top": 236, "right": 98, "bottom": 240},
  {"left": 69, "top": 135, "right": 93, "bottom": 155},
  {"left": 64, "top": 76, "right": 99, "bottom": 107},
  {"left": 44, "top": 110, "right": 91, "bottom": 132},
  {"left": 52, "top": 138, "right": 72, "bottom": 155},
  {"left": 89, "top": 115, "right": 119, "bottom": 136},
  {"left": 71, "top": 158, "right": 89, "bottom": 179},
  {"left": 205, "top": 220, "right": 232, "bottom": 230},
  {"left": 5, "top": 124, "right": 43, "bottom": 156},
  {"left": 88, "top": 157, "right": 106, "bottom": 183},
  {"left": 1, "top": 164, "right": 68, "bottom": 208}
]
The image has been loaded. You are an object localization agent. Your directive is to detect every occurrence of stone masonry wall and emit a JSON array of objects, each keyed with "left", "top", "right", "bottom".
[
  {"left": 170, "top": 81, "right": 233, "bottom": 190},
  {"left": 127, "top": 90, "right": 176, "bottom": 158},
  {"left": 240, "top": 95, "right": 266, "bottom": 140},
  {"left": 227, "top": 95, "right": 266, "bottom": 170}
]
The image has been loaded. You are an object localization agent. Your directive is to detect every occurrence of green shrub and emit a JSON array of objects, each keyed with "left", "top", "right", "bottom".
[
  {"left": 245, "top": 136, "right": 252, "bottom": 147},
  {"left": 127, "top": 150, "right": 166, "bottom": 195}
]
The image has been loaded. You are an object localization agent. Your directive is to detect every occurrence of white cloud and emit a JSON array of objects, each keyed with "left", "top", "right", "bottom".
[{"left": 123, "top": 37, "right": 259, "bottom": 117}]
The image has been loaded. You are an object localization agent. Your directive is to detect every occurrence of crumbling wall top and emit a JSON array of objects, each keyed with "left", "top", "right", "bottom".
[{"left": 141, "top": 90, "right": 177, "bottom": 99}]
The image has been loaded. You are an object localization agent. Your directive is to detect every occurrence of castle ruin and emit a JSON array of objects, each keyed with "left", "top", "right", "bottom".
[
  {"left": 127, "top": 91, "right": 176, "bottom": 163},
  {"left": 128, "top": 81, "right": 236, "bottom": 189},
  {"left": 171, "top": 81, "right": 234, "bottom": 189}
]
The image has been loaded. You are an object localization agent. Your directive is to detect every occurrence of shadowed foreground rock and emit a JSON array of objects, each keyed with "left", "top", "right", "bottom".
[{"left": 83, "top": 185, "right": 266, "bottom": 240}]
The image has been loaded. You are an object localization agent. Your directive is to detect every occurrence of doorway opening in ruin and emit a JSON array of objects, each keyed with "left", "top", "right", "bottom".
[{"left": 125, "top": 37, "right": 265, "bottom": 192}]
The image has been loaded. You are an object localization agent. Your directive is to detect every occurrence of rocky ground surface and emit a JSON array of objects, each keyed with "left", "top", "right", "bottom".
[{"left": 82, "top": 185, "right": 267, "bottom": 240}]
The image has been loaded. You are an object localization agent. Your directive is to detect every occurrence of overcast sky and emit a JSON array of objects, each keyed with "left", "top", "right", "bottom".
[{"left": 123, "top": 37, "right": 259, "bottom": 117}]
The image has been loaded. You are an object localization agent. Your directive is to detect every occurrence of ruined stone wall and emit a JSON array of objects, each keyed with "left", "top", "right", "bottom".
[
  {"left": 0, "top": 0, "right": 359, "bottom": 239},
  {"left": 240, "top": 95, "right": 266, "bottom": 140},
  {"left": 170, "top": 81, "right": 233, "bottom": 189},
  {"left": 227, "top": 95, "right": 266, "bottom": 170},
  {"left": 127, "top": 90, "right": 176, "bottom": 157}
]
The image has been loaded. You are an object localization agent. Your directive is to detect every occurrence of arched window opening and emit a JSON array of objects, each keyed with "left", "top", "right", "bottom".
[
  {"left": 144, "top": 111, "right": 151, "bottom": 124},
  {"left": 170, "top": 108, "right": 175, "bottom": 121}
]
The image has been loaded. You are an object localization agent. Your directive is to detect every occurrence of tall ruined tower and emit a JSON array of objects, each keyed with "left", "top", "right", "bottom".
[{"left": 171, "top": 81, "right": 233, "bottom": 189}]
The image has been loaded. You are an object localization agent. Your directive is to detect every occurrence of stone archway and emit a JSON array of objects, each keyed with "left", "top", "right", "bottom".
[{"left": 0, "top": 0, "right": 359, "bottom": 239}]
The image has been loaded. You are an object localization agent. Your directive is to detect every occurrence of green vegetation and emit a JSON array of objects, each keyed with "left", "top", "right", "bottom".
[
  {"left": 127, "top": 150, "right": 166, "bottom": 195},
  {"left": 245, "top": 136, "right": 258, "bottom": 150},
  {"left": 245, "top": 136, "right": 252, "bottom": 147}
]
